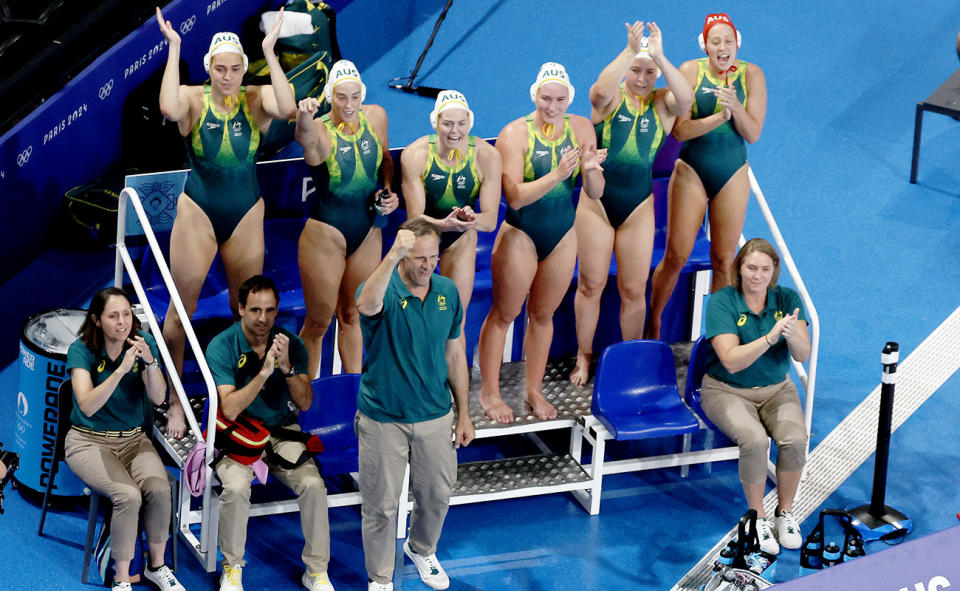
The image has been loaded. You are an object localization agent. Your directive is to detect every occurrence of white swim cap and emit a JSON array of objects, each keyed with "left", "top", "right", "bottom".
[
  {"left": 324, "top": 59, "right": 366, "bottom": 103},
  {"left": 203, "top": 32, "right": 248, "bottom": 74},
  {"left": 634, "top": 37, "right": 661, "bottom": 79},
  {"left": 529, "top": 62, "right": 575, "bottom": 104},
  {"left": 430, "top": 90, "right": 474, "bottom": 130}
]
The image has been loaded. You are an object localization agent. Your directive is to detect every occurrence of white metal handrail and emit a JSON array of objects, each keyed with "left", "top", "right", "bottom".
[
  {"left": 114, "top": 186, "right": 219, "bottom": 562},
  {"left": 746, "top": 166, "right": 820, "bottom": 440}
]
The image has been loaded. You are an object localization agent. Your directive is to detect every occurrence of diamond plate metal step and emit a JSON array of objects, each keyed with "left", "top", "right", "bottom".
[{"left": 452, "top": 454, "right": 592, "bottom": 502}]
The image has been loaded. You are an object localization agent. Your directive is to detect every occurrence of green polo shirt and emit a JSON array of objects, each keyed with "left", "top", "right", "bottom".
[
  {"left": 66, "top": 331, "right": 159, "bottom": 432},
  {"left": 206, "top": 322, "right": 308, "bottom": 427},
  {"left": 705, "top": 285, "right": 807, "bottom": 388},
  {"left": 357, "top": 268, "right": 462, "bottom": 423}
]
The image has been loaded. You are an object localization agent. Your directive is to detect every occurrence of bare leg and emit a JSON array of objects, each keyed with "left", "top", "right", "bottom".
[
  {"left": 298, "top": 219, "right": 347, "bottom": 379},
  {"left": 614, "top": 197, "right": 655, "bottom": 340},
  {"left": 476, "top": 225, "right": 537, "bottom": 423},
  {"left": 336, "top": 227, "right": 383, "bottom": 374},
  {"left": 161, "top": 195, "right": 218, "bottom": 378},
  {"left": 219, "top": 199, "right": 266, "bottom": 316},
  {"left": 707, "top": 164, "right": 750, "bottom": 293},
  {"left": 524, "top": 229, "right": 577, "bottom": 419},
  {"left": 646, "top": 160, "right": 708, "bottom": 339},
  {"left": 438, "top": 230, "right": 479, "bottom": 358},
  {"left": 571, "top": 199, "right": 614, "bottom": 385}
]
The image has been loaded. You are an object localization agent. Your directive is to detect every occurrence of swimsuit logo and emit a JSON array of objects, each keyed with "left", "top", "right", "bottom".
[
  {"left": 736, "top": 314, "right": 747, "bottom": 327},
  {"left": 232, "top": 121, "right": 242, "bottom": 136},
  {"left": 97, "top": 360, "right": 106, "bottom": 373},
  {"left": 400, "top": 298, "right": 408, "bottom": 310},
  {"left": 430, "top": 173, "right": 445, "bottom": 181},
  {"left": 437, "top": 294, "right": 447, "bottom": 311},
  {"left": 617, "top": 114, "right": 631, "bottom": 122},
  {"left": 559, "top": 146, "right": 570, "bottom": 156},
  {"left": 360, "top": 139, "right": 370, "bottom": 154},
  {"left": 456, "top": 175, "right": 466, "bottom": 189},
  {"left": 774, "top": 310, "right": 784, "bottom": 321},
  {"left": 238, "top": 353, "right": 247, "bottom": 368},
  {"left": 206, "top": 122, "right": 221, "bottom": 130},
  {"left": 339, "top": 146, "right": 351, "bottom": 153},
  {"left": 534, "top": 149, "right": 549, "bottom": 159},
  {"left": 640, "top": 117, "right": 650, "bottom": 132}
]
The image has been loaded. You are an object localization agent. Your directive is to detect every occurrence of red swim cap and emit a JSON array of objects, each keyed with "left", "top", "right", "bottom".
[{"left": 703, "top": 13, "right": 737, "bottom": 44}]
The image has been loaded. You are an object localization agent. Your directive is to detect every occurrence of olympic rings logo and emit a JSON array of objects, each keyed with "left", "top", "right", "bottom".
[
  {"left": 98, "top": 78, "right": 115, "bottom": 100},
  {"left": 16, "top": 146, "right": 32, "bottom": 167},
  {"left": 180, "top": 15, "right": 197, "bottom": 35}
]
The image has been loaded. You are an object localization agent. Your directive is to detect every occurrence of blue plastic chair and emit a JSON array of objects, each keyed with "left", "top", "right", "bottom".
[
  {"left": 299, "top": 373, "right": 361, "bottom": 476},
  {"left": 683, "top": 335, "right": 721, "bottom": 432},
  {"left": 591, "top": 340, "right": 700, "bottom": 440}
]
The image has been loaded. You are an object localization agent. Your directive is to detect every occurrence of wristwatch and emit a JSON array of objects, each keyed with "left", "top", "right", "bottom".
[{"left": 285, "top": 366, "right": 296, "bottom": 378}]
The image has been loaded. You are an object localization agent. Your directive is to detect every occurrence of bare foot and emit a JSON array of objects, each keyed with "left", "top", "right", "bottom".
[
  {"left": 480, "top": 391, "right": 515, "bottom": 423},
  {"left": 569, "top": 351, "right": 591, "bottom": 386},
  {"left": 526, "top": 390, "right": 557, "bottom": 420}
]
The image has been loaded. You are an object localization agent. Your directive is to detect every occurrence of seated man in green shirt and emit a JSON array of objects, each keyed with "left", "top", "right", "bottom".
[
  {"left": 355, "top": 218, "right": 476, "bottom": 591},
  {"left": 205, "top": 275, "right": 334, "bottom": 591}
]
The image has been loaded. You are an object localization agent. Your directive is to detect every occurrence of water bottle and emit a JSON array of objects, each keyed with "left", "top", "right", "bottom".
[
  {"left": 714, "top": 546, "right": 736, "bottom": 571},
  {"left": 843, "top": 536, "right": 865, "bottom": 561},
  {"left": 372, "top": 189, "right": 390, "bottom": 228},
  {"left": 822, "top": 542, "right": 842, "bottom": 567},
  {"left": 799, "top": 529, "right": 823, "bottom": 574}
]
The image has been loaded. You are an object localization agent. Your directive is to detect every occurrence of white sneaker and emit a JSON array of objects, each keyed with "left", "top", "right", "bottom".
[
  {"left": 302, "top": 570, "right": 335, "bottom": 591},
  {"left": 403, "top": 540, "right": 450, "bottom": 590},
  {"left": 220, "top": 564, "right": 244, "bottom": 591},
  {"left": 113, "top": 583, "right": 132, "bottom": 591},
  {"left": 756, "top": 517, "right": 780, "bottom": 555},
  {"left": 776, "top": 509, "right": 803, "bottom": 550},
  {"left": 367, "top": 582, "right": 393, "bottom": 591},
  {"left": 143, "top": 565, "right": 186, "bottom": 591}
]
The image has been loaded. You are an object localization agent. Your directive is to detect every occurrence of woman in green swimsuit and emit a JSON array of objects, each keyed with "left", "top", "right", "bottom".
[
  {"left": 646, "top": 13, "right": 767, "bottom": 339},
  {"left": 570, "top": 21, "right": 692, "bottom": 385},
  {"left": 156, "top": 8, "right": 296, "bottom": 436},
  {"left": 400, "top": 90, "right": 502, "bottom": 351},
  {"left": 477, "top": 63, "right": 606, "bottom": 423},
  {"left": 295, "top": 60, "right": 396, "bottom": 377}
]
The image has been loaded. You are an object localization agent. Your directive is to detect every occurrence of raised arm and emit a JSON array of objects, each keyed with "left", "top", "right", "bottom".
[
  {"left": 295, "top": 97, "right": 331, "bottom": 166},
  {"left": 156, "top": 7, "right": 192, "bottom": 134},
  {"left": 253, "top": 8, "right": 297, "bottom": 121},
  {"left": 356, "top": 229, "right": 414, "bottom": 316},
  {"left": 647, "top": 22, "right": 694, "bottom": 117},
  {"left": 590, "top": 21, "right": 646, "bottom": 123}
]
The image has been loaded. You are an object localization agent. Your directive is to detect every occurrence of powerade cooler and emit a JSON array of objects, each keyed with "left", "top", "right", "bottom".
[{"left": 13, "top": 309, "right": 86, "bottom": 496}]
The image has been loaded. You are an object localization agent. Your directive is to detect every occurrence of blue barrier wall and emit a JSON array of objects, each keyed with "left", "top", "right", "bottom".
[{"left": 0, "top": 0, "right": 352, "bottom": 286}]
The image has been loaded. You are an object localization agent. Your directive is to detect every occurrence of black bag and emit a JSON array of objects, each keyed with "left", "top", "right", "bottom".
[
  {"left": 244, "top": 0, "right": 341, "bottom": 158},
  {"left": 56, "top": 173, "right": 123, "bottom": 248}
]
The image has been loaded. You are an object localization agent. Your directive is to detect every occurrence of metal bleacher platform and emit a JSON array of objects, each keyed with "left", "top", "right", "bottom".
[{"left": 112, "top": 135, "right": 818, "bottom": 572}]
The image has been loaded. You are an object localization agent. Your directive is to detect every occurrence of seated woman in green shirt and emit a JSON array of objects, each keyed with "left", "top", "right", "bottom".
[
  {"left": 702, "top": 238, "right": 810, "bottom": 557},
  {"left": 65, "top": 287, "right": 185, "bottom": 591}
]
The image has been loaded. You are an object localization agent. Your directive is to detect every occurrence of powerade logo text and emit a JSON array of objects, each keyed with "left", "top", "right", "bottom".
[{"left": 38, "top": 361, "right": 66, "bottom": 490}]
